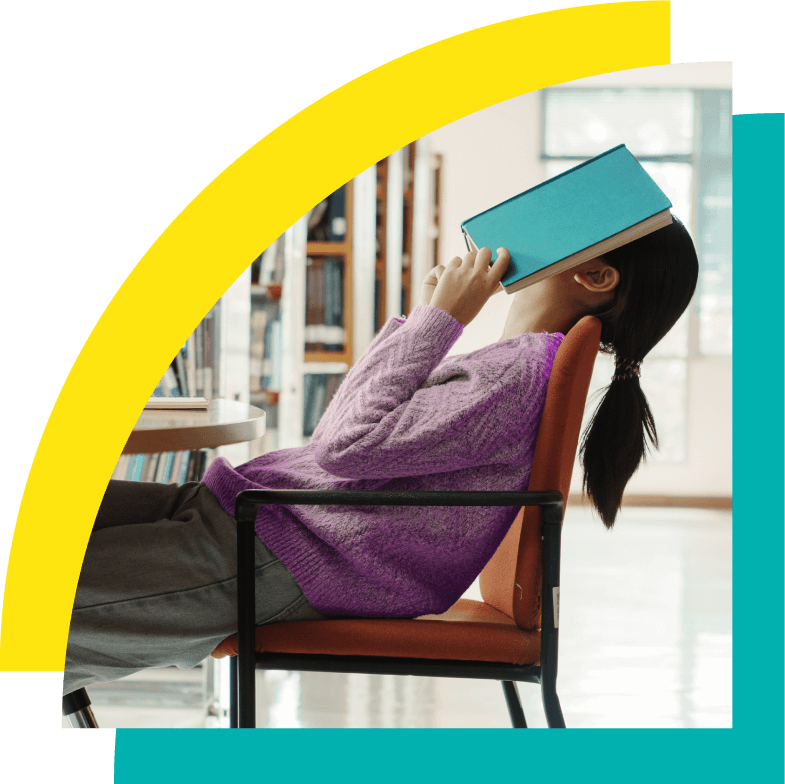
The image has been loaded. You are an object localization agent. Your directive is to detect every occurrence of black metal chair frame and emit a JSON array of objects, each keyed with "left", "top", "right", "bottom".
[
  {"left": 232, "top": 488, "right": 566, "bottom": 729},
  {"left": 62, "top": 685, "right": 99, "bottom": 728}
]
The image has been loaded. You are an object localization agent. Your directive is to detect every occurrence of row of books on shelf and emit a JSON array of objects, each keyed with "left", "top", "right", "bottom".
[
  {"left": 154, "top": 308, "right": 219, "bottom": 399},
  {"left": 306, "top": 256, "right": 346, "bottom": 351},
  {"left": 303, "top": 373, "right": 343, "bottom": 437},
  {"left": 250, "top": 185, "right": 347, "bottom": 286},
  {"left": 250, "top": 309, "right": 282, "bottom": 393},
  {"left": 112, "top": 450, "right": 210, "bottom": 484}
]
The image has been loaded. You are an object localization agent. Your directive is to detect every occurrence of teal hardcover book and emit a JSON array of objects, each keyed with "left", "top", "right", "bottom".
[{"left": 461, "top": 144, "right": 673, "bottom": 293}]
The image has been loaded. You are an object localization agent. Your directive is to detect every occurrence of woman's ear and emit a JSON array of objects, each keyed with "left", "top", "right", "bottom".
[{"left": 573, "top": 260, "right": 620, "bottom": 294}]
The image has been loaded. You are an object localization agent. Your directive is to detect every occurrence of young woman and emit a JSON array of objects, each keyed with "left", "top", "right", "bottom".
[{"left": 64, "top": 216, "right": 699, "bottom": 696}]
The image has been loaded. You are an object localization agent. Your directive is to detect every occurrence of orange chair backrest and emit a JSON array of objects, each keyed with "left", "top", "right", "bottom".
[{"left": 479, "top": 316, "right": 602, "bottom": 630}]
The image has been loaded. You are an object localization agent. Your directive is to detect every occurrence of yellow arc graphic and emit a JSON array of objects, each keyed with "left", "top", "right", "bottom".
[{"left": 1, "top": 2, "right": 669, "bottom": 670}]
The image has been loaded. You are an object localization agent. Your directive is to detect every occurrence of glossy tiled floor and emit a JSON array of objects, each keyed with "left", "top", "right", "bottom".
[{"left": 64, "top": 505, "right": 732, "bottom": 729}]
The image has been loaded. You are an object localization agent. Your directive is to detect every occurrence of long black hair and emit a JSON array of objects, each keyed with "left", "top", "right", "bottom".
[{"left": 579, "top": 215, "right": 699, "bottom": 528}]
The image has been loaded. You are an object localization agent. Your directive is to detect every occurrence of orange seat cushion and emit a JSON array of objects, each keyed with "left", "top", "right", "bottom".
[{"left": 212, "top": 598, "right": 540, "bottom": 666}]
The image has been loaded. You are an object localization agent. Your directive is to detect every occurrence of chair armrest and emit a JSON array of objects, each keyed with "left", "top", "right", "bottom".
[{"left": 234, "top": 487, "right": 563, "bottom": 522}]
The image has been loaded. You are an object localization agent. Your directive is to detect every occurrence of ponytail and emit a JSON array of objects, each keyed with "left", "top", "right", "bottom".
[{"left": 580, "top": 369, "right": 658, "bottom": 529}]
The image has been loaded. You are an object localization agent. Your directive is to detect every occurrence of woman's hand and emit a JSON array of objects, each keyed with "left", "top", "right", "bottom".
[
  {"left": 424, "top": 247, "right": 510, "bottom": 327},
  {"left": 421, "top": 264, "right": 446, "bottom": 306}
]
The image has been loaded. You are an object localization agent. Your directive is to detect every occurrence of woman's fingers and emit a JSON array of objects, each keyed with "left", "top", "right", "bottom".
[{"left": 489, "top": 247, "right": 511, "bottom": 286}]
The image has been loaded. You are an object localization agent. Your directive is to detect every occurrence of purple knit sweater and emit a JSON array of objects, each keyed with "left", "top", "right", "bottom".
[{"left": 203, "top": 304, "right": 563, "bottom": 618}]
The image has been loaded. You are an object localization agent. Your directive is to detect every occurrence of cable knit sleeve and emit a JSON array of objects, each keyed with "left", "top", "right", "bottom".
[{"left": 310, "top": 304, "right": 560, "bottom": 480}]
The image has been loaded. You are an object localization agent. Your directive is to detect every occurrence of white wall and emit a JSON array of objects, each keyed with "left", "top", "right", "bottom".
[{"left": 423, "top": 63, "right": 732, "bottom": 499}]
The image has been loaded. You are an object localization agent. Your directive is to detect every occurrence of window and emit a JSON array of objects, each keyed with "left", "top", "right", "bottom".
[{"left": 542, "top": 88, "right": 732, "bottom": 462}]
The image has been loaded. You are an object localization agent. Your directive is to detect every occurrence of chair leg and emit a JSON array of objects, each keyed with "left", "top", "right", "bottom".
[
  {"left": 541, "top": 681, "right": 566, "bottom": 728},
  {"left": 229, "top": 656, "right": 238, "bottom": 729},
  {"left": 62, "top": 687, "right": 99, "bottom": 729},
  {"left": 501, "top": 681, "right": 528, "bottom": 728}
]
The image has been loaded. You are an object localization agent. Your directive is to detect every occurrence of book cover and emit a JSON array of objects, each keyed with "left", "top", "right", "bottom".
[{"left": 461, "top": 144, "right": 672, "bottom": 293}]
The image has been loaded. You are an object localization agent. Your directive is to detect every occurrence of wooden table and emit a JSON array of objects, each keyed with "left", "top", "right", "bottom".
[{"left": 123, "top": 398, "right": 266, "bottom": 455}]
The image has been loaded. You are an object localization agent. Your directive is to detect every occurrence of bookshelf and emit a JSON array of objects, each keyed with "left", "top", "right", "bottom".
[
  {"left": 113, "top": 139, "right": 442, "bottom": 469},
  {"left": 110, "top": 271, "right": 252, "bottom": 482},
  {"left": 246, "top": 138, "right": 442, "bottom": 456}
]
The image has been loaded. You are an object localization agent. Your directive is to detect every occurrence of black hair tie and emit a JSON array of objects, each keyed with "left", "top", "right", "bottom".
[{"left": 612, "top": 357, "right": 642, "bottom": 382}]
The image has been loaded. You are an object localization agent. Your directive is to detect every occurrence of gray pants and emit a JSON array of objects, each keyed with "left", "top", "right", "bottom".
[{"left": 64, "top": 480, "right": 327, "bottom": 696}]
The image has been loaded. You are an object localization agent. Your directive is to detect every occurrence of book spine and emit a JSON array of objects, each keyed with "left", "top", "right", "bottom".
[
  {"left": 170, "top": 451, "right": 183, "bottom": 484},
  {"left": 179, "top": 451, "right": 192, "bottom": 484},
  {"left": 143, "top": 454, "right": 158, "bottom": 483},
  {"left": 111, "top": 454, "right": 130, "bottom": 481},
  {"left": 302, "top": 374, "right": 315, "bottom": 437},
  {"left": 325, "top": 259, "right": 344, "bottom": 350},
  {"left": 162, "top": 366, "right": 181, "bottom": 397},
  {"left": 305, "top": 258, "right": 319, "bottom": 351},
  {"left": 195, "top": 321, "right": 204, "bottom": 397},
  {"left": 262, "top": 317, "right": 273, "bottom": 390},
  {"left": 173, "top": 348, "right": 189, "bottom": 397},
  {"left": 311, "top": 375, "right": 328, "bottom": 434},
  {"left": 203, "top": 314, "right": 213, "bottom": 400},
  {"left": 323, "top": 373, "right": 342, "bottom": 411},
  {"left": 270, "top": 319, "right": 282, "bottom": 391},
  {"left": 250, "top": 309, "right": 268, "bottom": 393}
]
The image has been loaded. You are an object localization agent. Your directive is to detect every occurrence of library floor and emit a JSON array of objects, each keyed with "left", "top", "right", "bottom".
[{"left": 63, "top": 505, "right": 732, "bottom": 729}]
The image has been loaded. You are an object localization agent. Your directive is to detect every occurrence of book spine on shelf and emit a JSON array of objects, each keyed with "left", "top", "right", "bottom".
[
  {"left": 195, "top": 321, "right": 204, "bottom": 397},
  {"left": 178, "top": 451, "right": 192, "bottom": 484},
  {"left": 324, "top": 373, "right": 343, "bottom": 411},
  {"left": 111, "top": 454, "right": 130, "bottom": 481},
  {"left": 212, "top": 305, "right": 220, "bottom": 396},
  {"left": 250, "top": 309, "right": 268, "bottom": 392},
  {"left": 262, "top": 317, "right": 273, "bottom": 389},
  {"left": 163, "top": 452, "right": 176, "bottom": 483},
  {"left": 147, "top": 452, "right": 161, "bottom": 482},
  {"left": 305, "top": 258, "right": 326, "bottom": 351},
  {"left": 324, "top": 258, "right": 345, "bottom": 351},
  {"left": 204, "top": 313, "right": 214, "bottom": 400},
  {"left": 161, "top": 366, "right": 181, "bottom": 397},
  {"left": 170, "top": 451, "right": 183, "bottom": 484},
  {"left": 304, "top": 374, "right": 329, "bottom": 437},
  {"left": 270, "top": 318, "right": 282, "bottom": 391},
  {"left": 311, "top": 375, "right": 328, "bottom": 435},
  {"left": 143, "top": 454, "right": 158, "bottom": 483},
  {"left": 174, "top": 347, "right": 189, "bottom": 397},
  {"left": 129, "top": 454, "right": 144, "bottom": 482},
  {"left": 186, "top": 332, "right": 196, "bottom": 400},
  {"left": 302, "top": 374, "right": 315, "bottom": 437}
]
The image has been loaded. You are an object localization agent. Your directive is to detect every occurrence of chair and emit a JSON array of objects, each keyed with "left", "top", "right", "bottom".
[
  {"left": 214, "top": 315, "right": 602, "bottom": 729},
  {"left": 62, "top": 686, "right": 99, "bottom": 728}
]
